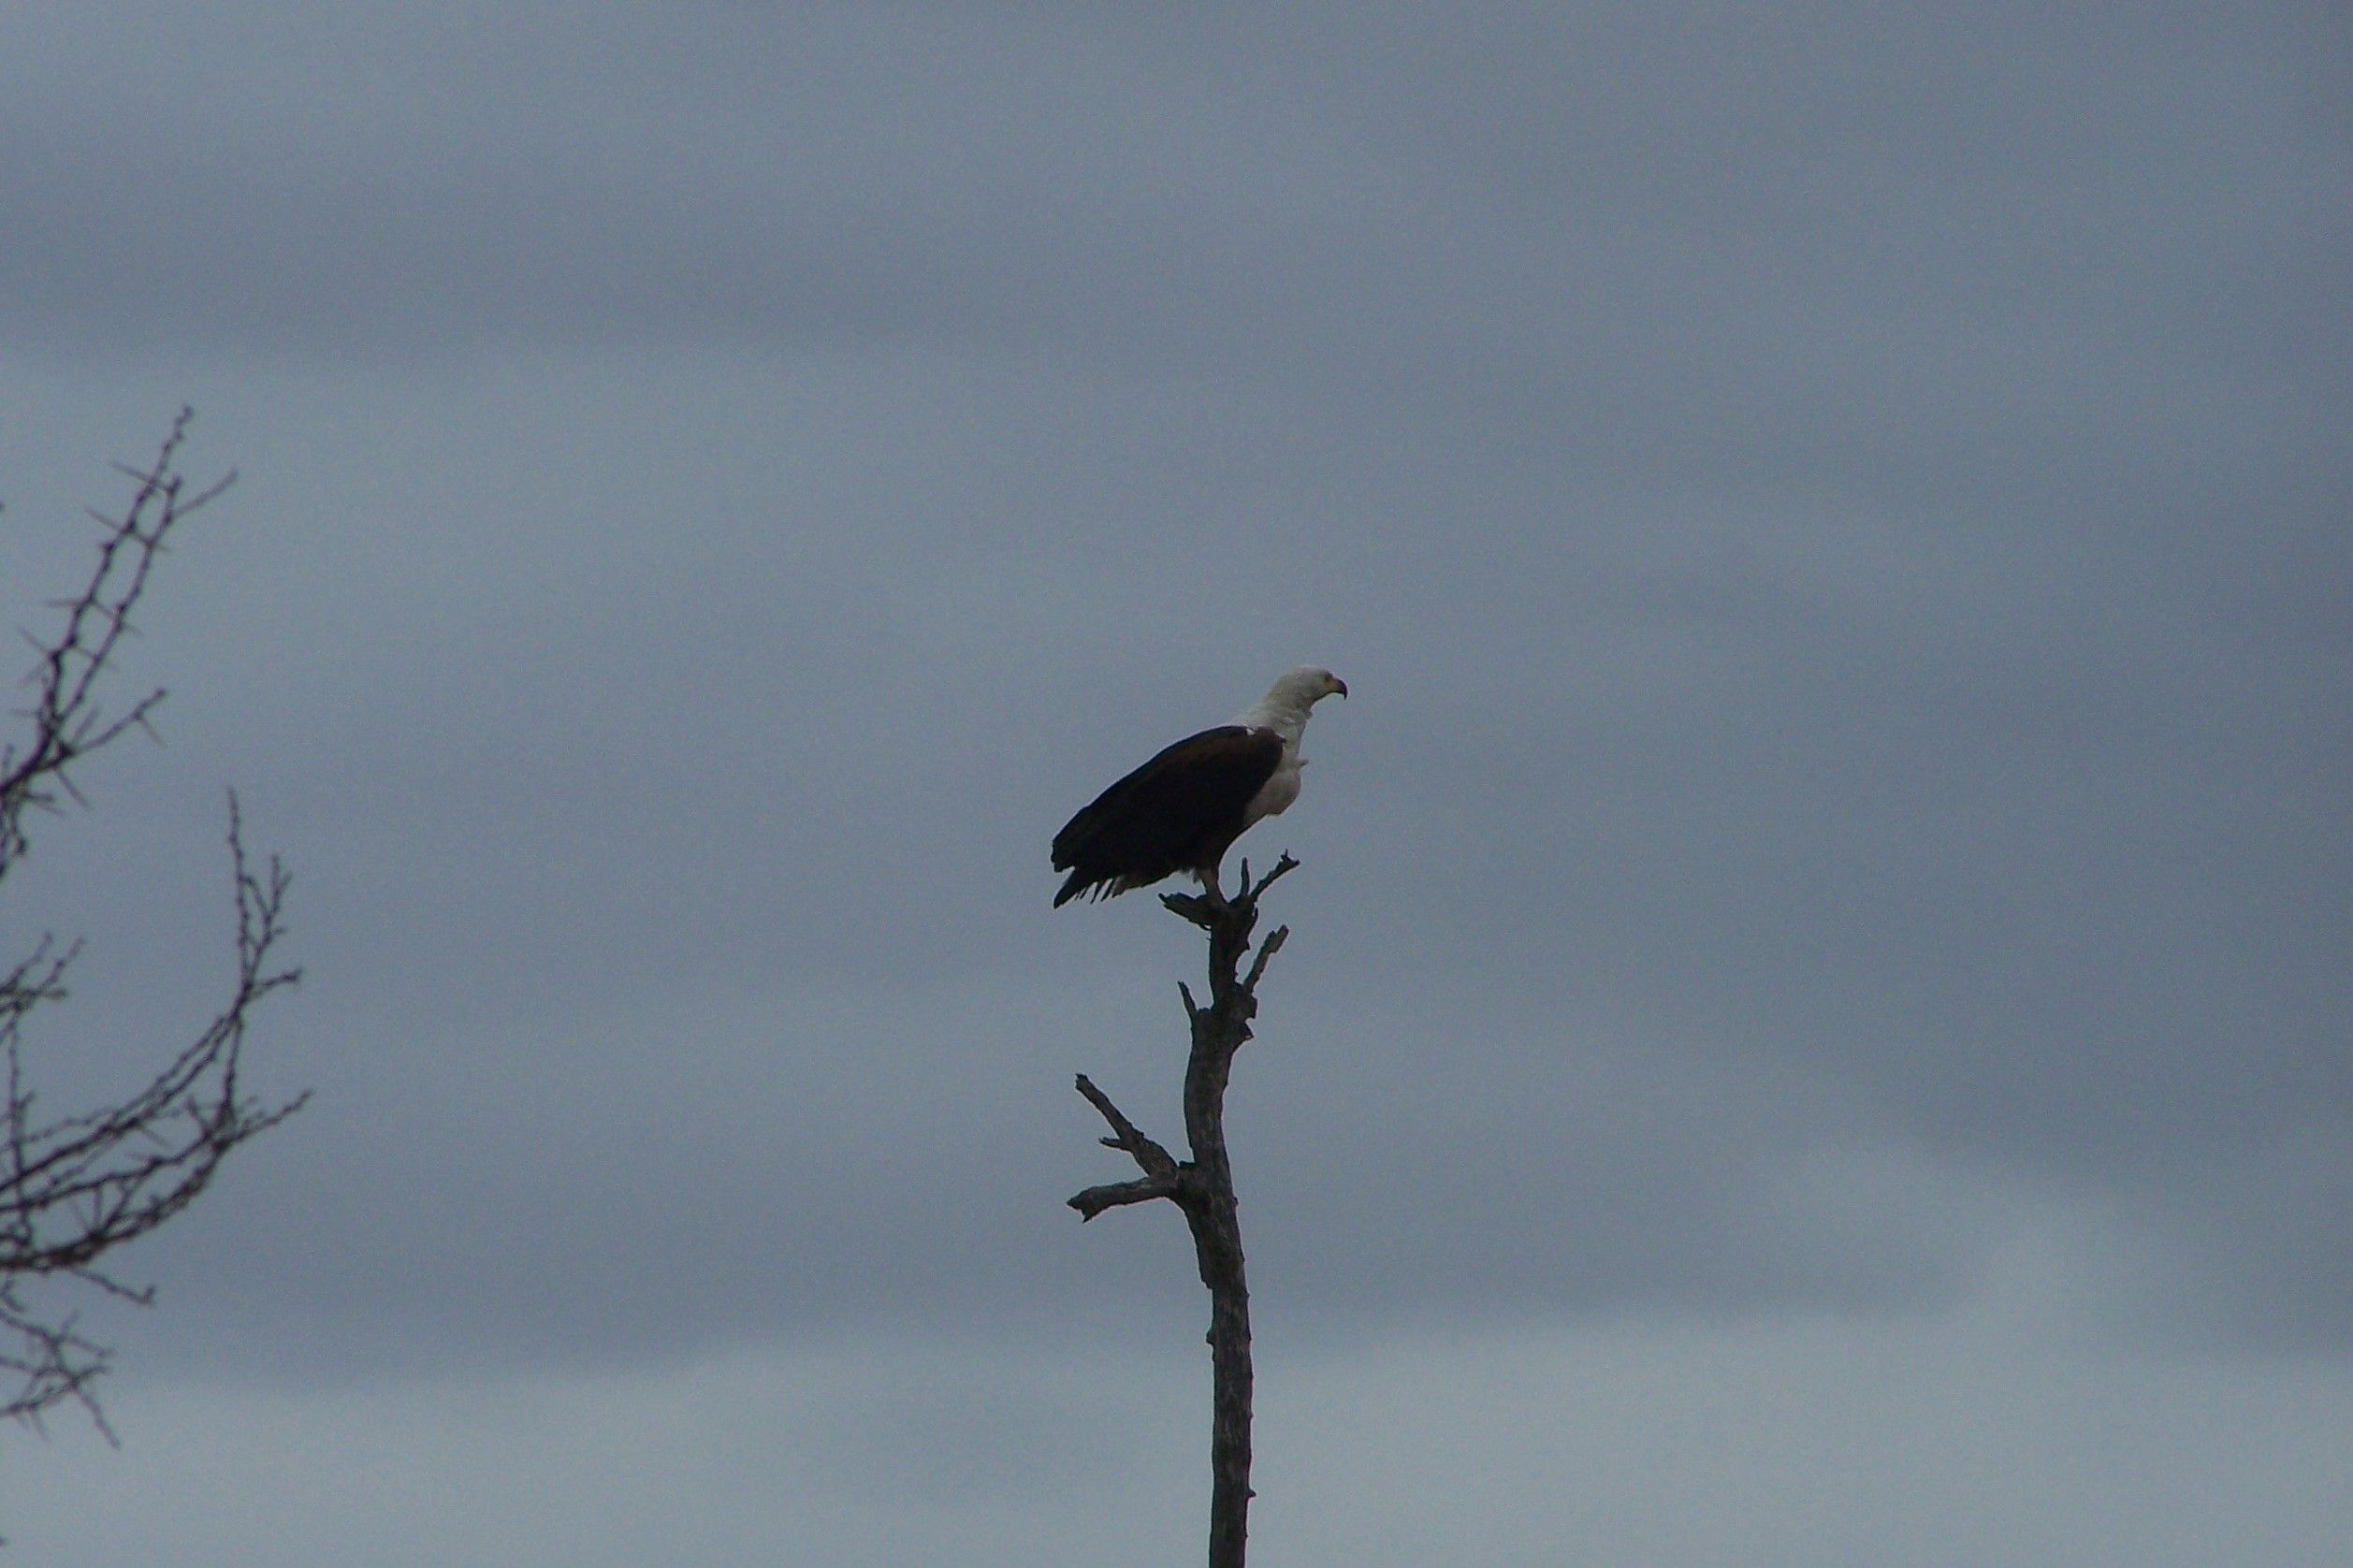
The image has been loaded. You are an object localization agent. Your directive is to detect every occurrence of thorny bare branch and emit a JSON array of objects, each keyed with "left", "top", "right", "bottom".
[
  {"left": 1, "top": 413, "right": 302, "bottom": 1433},
  {"left": 2, "top": 408, "right": 232, "bottom": 878}
]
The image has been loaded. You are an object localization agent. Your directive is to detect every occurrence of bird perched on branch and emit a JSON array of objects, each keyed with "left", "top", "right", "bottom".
[{"left": 1052, "top": 667, "right": 1347, "bottom": 907}]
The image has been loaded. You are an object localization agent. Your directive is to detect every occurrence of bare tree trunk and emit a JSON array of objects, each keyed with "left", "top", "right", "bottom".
[{"left": 1069, "top": 854, "right": 1299, "bottom": 1568}]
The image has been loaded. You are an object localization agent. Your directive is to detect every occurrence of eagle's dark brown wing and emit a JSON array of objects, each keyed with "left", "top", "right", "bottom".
[{"left": 1052, "top": 725, "right": 1283, "bottom": 906}]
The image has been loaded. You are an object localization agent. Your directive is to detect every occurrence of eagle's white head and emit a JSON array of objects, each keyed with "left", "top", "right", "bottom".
[{"left": 1238, "top": 666, "right": 1347, "bottom": 744}]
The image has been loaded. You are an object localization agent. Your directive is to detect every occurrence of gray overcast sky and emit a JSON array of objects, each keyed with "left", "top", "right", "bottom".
[{"left": 3, "top": 4, "right": 2347, "bottom": 1563}]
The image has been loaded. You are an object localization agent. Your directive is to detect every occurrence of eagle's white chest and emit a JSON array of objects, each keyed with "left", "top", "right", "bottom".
[{"left": 1242, "top": 750, "right": 1303, "bottom": 829}]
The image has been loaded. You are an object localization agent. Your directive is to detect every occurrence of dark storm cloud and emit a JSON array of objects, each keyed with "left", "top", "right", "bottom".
[{"left": 4, "top": 0, "right": 2346, "bottom": 1383}]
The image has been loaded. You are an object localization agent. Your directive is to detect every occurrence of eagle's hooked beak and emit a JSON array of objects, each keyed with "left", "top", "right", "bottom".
[{"left": 1332, "top": 676, "right": 1349, "bottom": 699}]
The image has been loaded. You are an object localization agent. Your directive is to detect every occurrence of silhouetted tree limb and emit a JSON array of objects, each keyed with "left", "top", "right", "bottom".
[
  {"left": 1069, "top": 1074, "right": 1183, "bottom": 1217},
  {"left": 1068, "top": 852, "right": 1299, "bottom": 1568},
  {"left": 0, "top": 411, "right": 305, "bottom": 1435}
]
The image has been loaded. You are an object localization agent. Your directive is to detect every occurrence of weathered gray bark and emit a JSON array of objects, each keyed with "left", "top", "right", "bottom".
[{"left": 1069, "top": 854, "right": 1298, "bottom": 1568}]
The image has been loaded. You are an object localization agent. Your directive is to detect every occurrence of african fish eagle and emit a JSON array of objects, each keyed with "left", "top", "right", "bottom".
[{"left": 1052, "top": 667, "right": 1347, "bottom": 907}]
